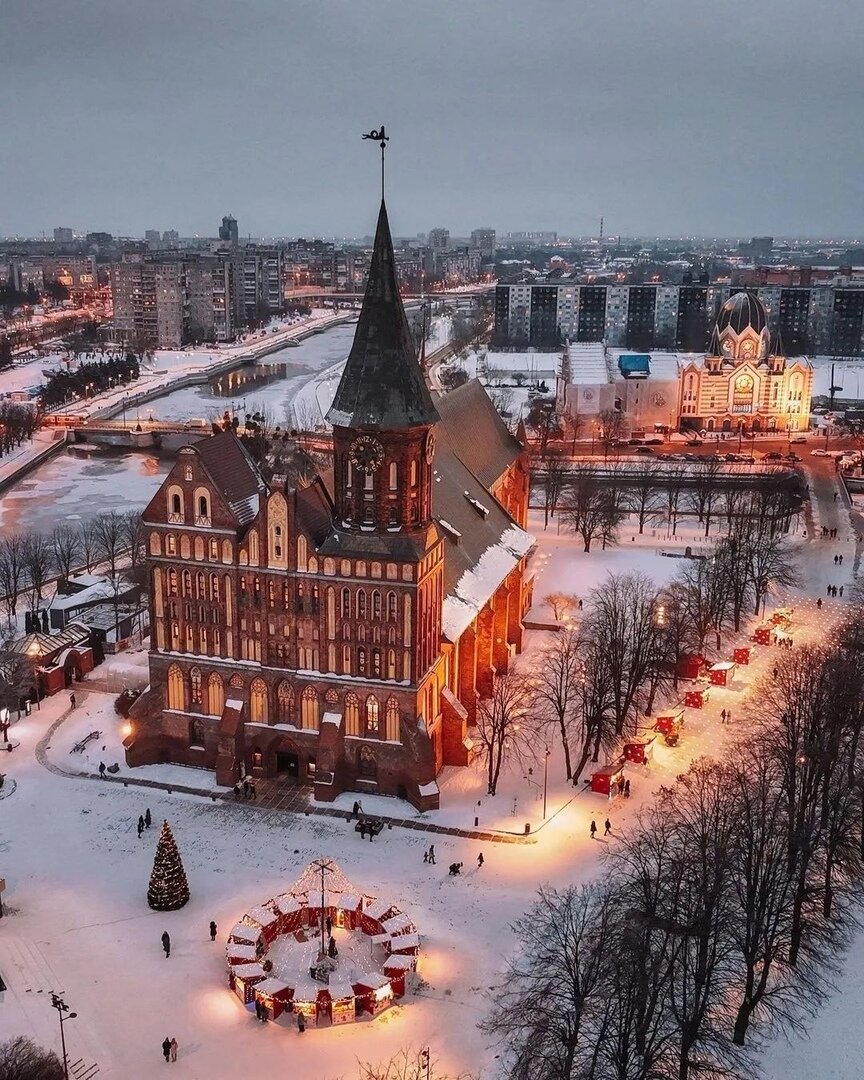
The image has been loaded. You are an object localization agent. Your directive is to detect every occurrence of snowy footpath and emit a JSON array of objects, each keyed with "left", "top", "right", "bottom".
[{"left": 0, "top": 487, "right": 862, "bottom": 1078}]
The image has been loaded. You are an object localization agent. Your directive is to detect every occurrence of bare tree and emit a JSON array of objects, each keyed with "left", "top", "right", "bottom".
[
  {"left": 562, "top": 469, "right": 625, "bottom": 553},
  {"left": 0, "top": 535, "right": 25, "bottom": 622},
  {"left": 0, "top": 1036, "right": 64, "bottom": 1080},
  {"left": 689, "top": 456, "right": 724, "bottom": 538},
  {"left": 531, "top": 629, "right": 581, "bottom": 779},
  {"left": 79, "top": 519, "right": 101, "bottom": 573},
  {"left": 91, "top": 511, "right": 125, "bottom": 577},
  {"left": 0, "top": 636, "right": 36, "bottom": 721},
  {"left": 628, "top": 460, "right": 663, "bottom": 534},
  {"left": 677, "top": 556, "right": 732, "bottom": 652},
  {"left": 355, "top": 1048, "right": 475, "bottom": 1080},
  {"left": 570, "top": 635, "right": 616, "bottom": 783},
  {"left": 540, "top": 453, "right": 571, "bottom": 529},
  {"left": 119, "top": 511, "right": 146, "bottom": 568},
  {"left": 542, "top": 592, "right": 578, "bottom": 623},
  {"left": 482, "top": 884, "right": 615, "bottom": 1080},
  {"left": 51, "top": 524, "right": 82, "bottom": 585},
  {"left": 22, "top": 534, "right": 54, "bottom": 614},
  {"left": 662, "top": 464, "right": 687, "bottom": 535},
  {"left": 474, "top": 671, "right": 535, "bottom": 795},
  {"left": 597, "top": 408, "right": 626, "bottom": 460}
]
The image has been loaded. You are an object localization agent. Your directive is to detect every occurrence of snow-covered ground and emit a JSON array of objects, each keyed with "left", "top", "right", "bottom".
[{"left": 1, "top": 477, "right": 859, "bottom": 1079}]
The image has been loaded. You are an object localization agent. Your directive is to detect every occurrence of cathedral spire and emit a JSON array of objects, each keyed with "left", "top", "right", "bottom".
[{"left": 327, "top": 200, "right": 439, "bottom": 431}]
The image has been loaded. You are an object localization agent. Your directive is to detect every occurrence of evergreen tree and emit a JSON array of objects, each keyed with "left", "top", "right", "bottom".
[{"left": 147, "top": 821, "right": 190, "bottom": 911}]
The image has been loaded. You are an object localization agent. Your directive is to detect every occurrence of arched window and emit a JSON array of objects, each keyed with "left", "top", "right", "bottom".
[
  {"left": 388, "top": 461, "right": 398, "bottom": 491},
  {"left": 357, "top": 647, "right": 367, "bottom": 675},
  {"left": 308, "top": 556, "right": 319, "bottom": 574},
  {"left": 372, "top": 649, "right": 382, "bottom": 677},
  {"left": 194, "top": 488, "right": 210, "bottom": 524},
  {"left": 324, "top": 557, "right": 335, "bottom": 576},
  {"left": 210, "top": 573, "right": 220, "bottom": 602},
  {"left": 184, "top": 464, "right": 193, "bottom": 482},
  {"left": 372, "top": 590, "right": 381, "bottom": 619},
  {"left": 194, "top": 536, "right": 204, "bottom": 560},
  {"left": 387, "top": 649, "right": 397, "bottom": 679},
  {"left": 149, "top": 532, "right": 162, "bottom": 556},
  {"left": 248, "top": 530, "right": 259, "bottom": 566},
  {"left": 250, "top": 678, "right": 269, "bottom": 724},
  {"left": 166, "top": 534, "right": 177, "bottom": 556},
  {"left": 358, "top": 745, "right": 377, "bottom": 779},
  {"left": 277, "top": 681, "right": 294, "bottom": 724},
  {"left": 342, "top": 644, "right": 352, "bottom": 674},
  {"left": 345, "top": 692, "right": 361, "bottom": 737},
  {"left": 221, "top": 539, "right": 232, "bottom": 563},
  {"left": 168, "top": 568, "right": 178, "bottom": 597},
  {"left": 387, "top": 591, "right": 397, "bottom": 621},
  {"left": 410, "top": 460, "right": 418, "bottom": 487},
  {"left": 181, "top": 569, "right": 191, "bottom": 596},
  {"left": 301, "top": 687, "right": 319, "bottom": 730},
  {"left": 167, "top": 665, "right": 185, "bottom": 711},
  {"left": 168, "top": 486, "right": 184, "bottom": 521},
  {"left": 195, "top": 572, "right": 206, "bottom": 599},
  {"left": 208, "top": 673, "right": 224, "bottom": 716},
  {"left": 341, "top": 587, "right": 351, "bottom": 618},
  {"left": 296, "top": 534, "right": 308, "bottom": 570},
  {"left": 190, "top": 666, "right": 202, "bottom": 706},
  {"left": 365, "top": 695, "right": 380, "bottom": 735},
  {"left": 180, "top": 535, "right": 191, "bottom": 560},
  {"left": 385, "top": 697, "right": 400, "bottom": 741},
  {"left": 357, "top": 590, "right": 367, "bottom": 620}
]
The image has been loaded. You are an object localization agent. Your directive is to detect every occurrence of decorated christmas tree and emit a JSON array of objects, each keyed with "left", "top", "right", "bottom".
[{"left": 147, "top": 820, "right": 190, "bottom": 911}]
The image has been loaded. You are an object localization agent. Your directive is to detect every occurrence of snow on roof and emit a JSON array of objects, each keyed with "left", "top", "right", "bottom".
[
  {"left": 382, "top": 913, "right": 415, "bottom": 935},
  {"left": 383, "top": 953, "right": 415, "bottom": 970},
  {"left": 254, "top": 978, "right": 292, "bottom": 996},
  {"left": 226, "top": 944, "right": 259, "bottom": 962},
  {"left": 418, "top": 780, "right": 440, "bottom": 797},
  {"left": 437, "top": 519, "right": 462, "bottom": 541},
  {"left": 231, "top": 962, "right": 266, "bottom": 980},
  {"left": 322, "top": 710, "right": 342, "bottom": 727},
  {"left": 567, "top": 341, "right": 612, "bottom": 384},
  {"left": 272, "top": 894, "right": 302, "bottom": 916},
  {"left": 389, "top": 932, "right": 420, "bottom": 952},
  {"left": 442, "top": 524, "right": 534, "bottom": 643},
  {"left": 464, "top": 493, "right": 489, "bottom": 517},
  {"left": 225, "top": 698, "right": 244, "bottom": 710},
  {"left": 710, "top": 661, "right": 736, "bottom": 671},
  {"left": 246, "top": 905, "right": 279, "bottom": 928},
  {"left": 353, "top": 971, "right": 391, "bottom": 991},
  {"left": 363, "top": 898, "right": 396, "bottom": 921},
  {"left": 51, "top": 579, "right": 118, "bottom": 610},
  {"left": 229, "top": 923, "right": 260, "bottom": 945},
  {"left": 337, "top": 893, "right": 362, "bottom": 911}
]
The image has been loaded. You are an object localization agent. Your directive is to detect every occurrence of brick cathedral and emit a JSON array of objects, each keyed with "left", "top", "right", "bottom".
[{"left": 126, "top": 197, "right": 533, "bottom": 810}]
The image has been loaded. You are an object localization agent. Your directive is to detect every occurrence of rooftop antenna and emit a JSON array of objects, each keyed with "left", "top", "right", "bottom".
[{"left": 362, "top": 125, "right": 389, "bottom": 201}]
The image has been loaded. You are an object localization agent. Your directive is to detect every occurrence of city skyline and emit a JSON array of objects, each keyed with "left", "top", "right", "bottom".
[{"left": 3, "top": 0, "right": 864, "bottom": 239}]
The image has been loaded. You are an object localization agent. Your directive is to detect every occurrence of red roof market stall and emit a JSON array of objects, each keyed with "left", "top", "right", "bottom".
[
  {"left": 623, "top": 733, "right": 657, "bottom": 765},
  {"left": 383, "top": 954, "right": 415, "bottom": 997},
  {"left": 676, "top": 653, "right": 705, "bottom": 681},
  {"left": 590, "top": 762, "right": 625, "bottom": 797},
  {"left": 732, "top": 646, "right": 750, "bottom": 665},
  {"left": 709, "top": 661, "right": 736, "bottom": 687},
  {"left": 245, "top": 905, "right": 281, "bottom": 946},
  {"left": 353, "top": 971, "right": 394, "bottom": 1017},
  {"left": 684, "top": 686, "right": 709, "bottom": 708},
  {"left": 752, "top": 624, "right": 773, "bottom": 645},
  {"left": 253, "top": 978, "right": 293, "bottom": 1020},
  {"left": 655, "top": 705, "right": 685, "bottom": 734},
  {"left": 229, "top": 962, "right": 267, "bottom": 1003},
  {"left": 771, "top": 607, "right": 793, "bottom": 629}
]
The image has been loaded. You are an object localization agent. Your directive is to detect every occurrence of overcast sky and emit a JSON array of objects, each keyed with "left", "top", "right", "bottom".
[{"left": 2, "top": 0, "right": 863, "bottom": 240}]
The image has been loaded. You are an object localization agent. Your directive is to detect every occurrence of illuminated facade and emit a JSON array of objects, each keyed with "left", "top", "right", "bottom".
[{"left": 678, "top": 291, "right": 812, "bottom": 433}]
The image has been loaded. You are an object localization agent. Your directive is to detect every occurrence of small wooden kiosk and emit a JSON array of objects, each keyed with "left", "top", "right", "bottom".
[
  {"left": 708, "top": 661, "right": 736, "bottom": 687},
  {"left": 684, "top": 686, "right": 710, "bottom": 709},
  {"left": 590, "top": 762, "right": 625, "bottom": 797},
  {"left": 732, "top": 646, "right": 750, "bottom": 665},
  {"left": 752, "top": 624, "right": 773, "bottom": 645},
  {"left": 655, "top": 705, "right": 685, "bottom": 734},
  {"left": 623, "top": 733, "right": 657, "bottom": 765}
]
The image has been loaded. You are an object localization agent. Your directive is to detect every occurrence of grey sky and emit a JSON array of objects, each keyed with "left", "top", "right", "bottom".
[{"left": 2, "top": 0, "right": 863, "bottom": 239}]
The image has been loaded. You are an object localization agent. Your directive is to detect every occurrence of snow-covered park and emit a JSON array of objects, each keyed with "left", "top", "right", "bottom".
[{"left": 2, "top": 476, "right": 863, "bottom": 1079}]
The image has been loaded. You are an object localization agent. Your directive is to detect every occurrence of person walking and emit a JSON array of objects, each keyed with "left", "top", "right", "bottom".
[
  {"left": 839, "top": 554, "right": 844, "bottom": 565},
  {"left": 477, "top": 852, "right": 484, "bottom": 868},
  {"left": 840, "top": 586, "right": 845, "bottom": 597},
  {"left": 590, "top": 819, "right": 597, "bottom": 840},
  {"left": 145, "top": 808, "right": 152, "bottom": 829},
  {"left": 233, "top": 781, "right": 241, "bottom": 800},
  {"left": 834, "top": 554, "right": 839, "bottom": 565},
  {"left": 209, "top": 920, "right": 217, "bottom": 941},
  {"left": 137, "top": 815, "right": 145, "bottom": 838},
  {"left": 624, "top": 779, "right": 631, "bottom": 797},
  {"left": 98, "top": 762, "right": 106, "bottom": 778},
  {"left": 297, "top": 1011, "right": 306, "bottom": 1033},
  {"left": 827, "top": 584, "right": 833, "bottom": 597},
  {"left": 604, "top": 818, "right": 612, "bottom": 837},
  {"left": 169, "top": 1039, "right": 177, "bottom": 1063},
  {"left": 817, "top": 598, "right": 823, "bottom": 609},
  {"left": 325, "top": 915, "right": 332, "bottom": 937},
  {"left": 726, "top": 709, "right": 732, "bottom": 723},
  {"left": 69, "top": 692, "right": 76, "bottom": 710},
  {"left": 161, "top": 931, "right": 171, "bottom": 958},
  {"left": 423, "top": 849, "right": 429, "bottom": 864},
  {"left": 428, "top": 844, "right": 435, "bottom": 865},
  {"left": 352, "top": 800, "right": 360, "bottom": 820},
  {"left": 162, "top": 1037, "right": 171, "bottom": 1064},
  {"left": 243, "top": 778, "right": 251, "bottom": 799},
  {"left": 720, "top": 708, "right": 727, "bottom": 723}
]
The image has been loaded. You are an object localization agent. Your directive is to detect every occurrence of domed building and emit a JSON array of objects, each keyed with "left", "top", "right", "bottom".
[{"left": 678, "top": 291, "right": 812, "bottom": 433}]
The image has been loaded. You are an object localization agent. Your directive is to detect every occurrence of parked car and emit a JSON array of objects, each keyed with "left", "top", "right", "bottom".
[
  {"left": 763, "top": 452, "right": 783, "bottom": 461},
  {"left": 634, "top": 446, "right": 655, "bottom": 455},
  {"left": 645, "top": 436, "right": 664, "bottom": 445},
  {"left": 790, "top": 435, "right": 807, "bottom": 443},
  {"left": 786, "top": 453, "right": 801, "bottom": 462}
]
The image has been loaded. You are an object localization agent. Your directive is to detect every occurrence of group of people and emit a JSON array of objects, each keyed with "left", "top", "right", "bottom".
[
  {"left": 233, "top": 777, "right": 257, "bottom": 800},
  {"left": 833, "top": 554, "right": 845, "bottom": 565},
  {"left": 720, "top": 708, "right": 733, "bottom": 724},
  {"left": 136, "top": 808, "right": 152, "bottom": 838},
  {"left": 161, "top": 1037, "right": 178, "bottom": 1063},
  {"left": 821, "top": 526, "right": 840, "bottom": 538},
  {"left": 590, "top": 818, "right": 613, "bottom": 839},
  {"left": 429, "top": 846, "right": 483, "bottom": 873},
  {"left": 826, "top": 584, "right": 844, "bottom": 599}
]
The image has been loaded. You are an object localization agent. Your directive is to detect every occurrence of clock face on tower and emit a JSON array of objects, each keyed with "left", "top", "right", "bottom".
[
  {"left": 348, "top": 435, "right": 385, "bottom": 474},
  {"left": 425, "top": 431, "right": 436, "bottom": 463}
]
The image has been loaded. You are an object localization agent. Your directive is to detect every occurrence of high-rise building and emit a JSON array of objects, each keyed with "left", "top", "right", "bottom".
[
  {"left": 145, "top": 230, "right": 162, "bottom": 245},
  {"left": 124, "top": 195, "right": 533, "bottom": 810},
  {"left": 470, "top": 228, "right": 496, "bottom": 258},
  {"left": 162, "top": 230, "right": 179, "bottom": 243},
  {"left": 428, "top": 227, "right": 450, "bottom": 252},
  {"left": 53, "top": 227, "right": 74, "bottom": 243},
  {"left": 219, "top": 215, "right": 239, "bottom": 246}
]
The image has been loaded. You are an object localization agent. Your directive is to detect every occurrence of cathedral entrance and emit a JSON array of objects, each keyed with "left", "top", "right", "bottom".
[{"left": 276, "top": 751, "right": 300, "bottom": 778}]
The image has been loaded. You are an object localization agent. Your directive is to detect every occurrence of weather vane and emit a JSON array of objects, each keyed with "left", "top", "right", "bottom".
[{"left": 362, "top": 125, "right": 389, "bottom": 200}]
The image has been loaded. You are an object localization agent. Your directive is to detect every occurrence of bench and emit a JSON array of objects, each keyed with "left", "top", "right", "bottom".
[
  {"left": 71, "top": 730, "right": 102, "bottom": 754},
  {"left": 355, "top": 817, "right": 384, "bottom": 840}
]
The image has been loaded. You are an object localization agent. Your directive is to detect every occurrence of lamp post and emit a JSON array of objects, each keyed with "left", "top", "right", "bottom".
[
  {"left": 50, "top": 993, "right": 77, "bottom": 1080},
  {"left": 311, "top": 857, "right": 335, "bottom": 960},
  {"left": 543, "top": 746, "right": 550, "bottom": 821}
]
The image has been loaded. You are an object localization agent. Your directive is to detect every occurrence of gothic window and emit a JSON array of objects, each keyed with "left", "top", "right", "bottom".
[
  {"left": 209, "top": 538, "right": 218, "bottom": 560},
  {"left": 194, "top": 488, "right": 211, "bottom": 525},
  {"left": 277, "top": 681, "right": 294, "bottom": 723},
  {"left": 301, "top": 687, "right": 319, "bottom": 730},
  {"left": 357, "top": 590, "right": 367, "bottom": 620},
  {"left": 168, "top": 569, "right": 178, "bottom": 596},
  {"left": 308, "top": 556, "right": 319, "bottom": 574},
  {"left": 341, "top": 559, "right": 351, "bottom": 575},
  {"left": 372, "top": 591, "right": 381, "bottom": 620},
  {"left": 385, "top": 697, "right": 400, "bottom": 741},
  {"left": 358, "top": 745, "right": 377, "bottom": 779},
  {"left": 166, "top": 534, "right": 177, "bottom": 556},
  {"left": 181, "top": 569, "right": 191, "bottom": 596},
  {"left": 371, "top": 562, "right": 382, "bottom": 579},
  {"left": 388, "top": 462, "right": 398, "bottom": 491},
  {"left": 194, "top": 537, "right": 204, "bottom": 560},
  {"left": 210, "top": 574, "right": 220, "bottom": 602},
  {"left": 168, "top": 486, "right": 184, "bottom": 522},
  {"left": 221, "top": 539, "right": 232, "bottom": 563},
  {"left": 167, "top": 665, "right": 185, "bottom": 711},
  {"left": 342, "top": 644, "right": 352, "bottom": 674},
  {"left": 250, "top": 678, "right": 269, "bottom": 724},
  {"left": 341, "top": 588, "right": 351, "bottom": 618},
  {"left": 324, "top": 558, "right": 335, "bottom": 576},
  {"left": 248, "top": 530, "right": 259, "bottom": 566},
  {"left": 345, "top": 692, "right": 361, "bottom": 736},
  {"left": 387, "top": 649, "right": 397, "bottom": 679},
  {"left": 387, "top": 591, "right": 397, "bottom": 621},
  {"left": 190, "top": 666, "right": 202, "bottom": 706},
  {"left": 410, "top": 460, "right": 418, "bottom": 487},
  {"left": 372, "top": 649, "right": 382, "bottom": 677},
  {"left": 230, "top": 673, "right": 244, "bottom": 689},
  {"left": 196, "top": 572, "right": 206, "bottom": 599},
  {"left": 149, "top": 532, "right": 162, "bottom": 556},
  {"left": 189, "top": 717, "right": 205, "bottom": 748},
  {"left": 365, "top": 695, "right": 380, "bottom": 735},
  {"left": 268, "top": 580, "right": 276, "bottom": 608},
  {"left": 184, "top": 464, "right": 193, "bottom": 482},
  {"left": 358, "top": 647, "right": 367, "bottom": 675},
  {"left": 171, "top": 622, "right": 180, "bottom": 649},
  {"left": 297, "top": 534, "right": 308, "bottom": 569},
  {"left": 180, "top": 535, "right": 191, "bottom": 560},
  {"left": 208, "top": 672, "right": 224, "bottom": 716},
  {"left": 185, "top": 625, "right": 194, "bottom": 652}
]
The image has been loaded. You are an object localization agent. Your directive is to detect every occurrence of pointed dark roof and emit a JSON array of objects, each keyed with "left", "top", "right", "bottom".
[{"left": 327, "top": 200, "right": 439, "bottom": 430}]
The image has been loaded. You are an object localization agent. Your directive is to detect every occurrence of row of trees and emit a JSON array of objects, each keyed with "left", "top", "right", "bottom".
[
  {"left": 40, "top": 352, "right": 141, "bottom": 409},
  {"left": 0, "top": 401, "right": 40, "bottom": 458},
  {"left": 0, "top": 511, "right": 146, "bottom": 622},
  {"left": 485, "top": 630, "right": 864, "bottom": 1078}
]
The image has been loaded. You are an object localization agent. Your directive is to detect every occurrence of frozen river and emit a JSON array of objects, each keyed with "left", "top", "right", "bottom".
[{"left": 0, "top": 322, "right": 358, "bottom": 536}]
